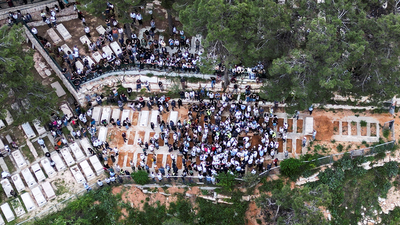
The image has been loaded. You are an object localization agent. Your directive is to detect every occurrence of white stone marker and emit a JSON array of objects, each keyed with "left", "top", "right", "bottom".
[
  {"left": 12, "top": 150, "right": 27, "bottom": 169},
  {"left": 60, "top": 103, "right": 74, "bottom": 118},
  {"left": 11, "top": 174, "right": 25, "bottom": 193},
  {"left": 51, "top": 152, "right": 66, "bottom": 172},
  {"left": 31, "top": 186, "right": 47, "bottom": 207},
  {"left": 92, "top": 52, "right": 102, "bottom": 63},
  {"left": 21, "top": 168, "right": 37, "bottom": 188},
  {"left": 169, "top": 111, "right": 178, "bottom": 124},
  {"left": 139, "top": 111, "right": 149, "bottom": 127},
  {"left": 101, "top": 107, "right": 112, "bottom": 123},
  {"left": 110, "top": 41, "right": 122, "bottom": 55},
  {"left": 80, "top": 160, "right": 95, "bottom": 181},
  {"left": 96, "top": 25, "right": 106, "bottom": 35},
  {"left": 31, "top": 163, "right": 46, "bottom": 183},
  {"left": 41, "top": 158, "right": 56, "bottom": 178},
  {"left": 0, "top": 203, "right": 14, "bottom": 222},
  {"left": 20, "top": 193, "right": 36, "bottom": 212},
  {"left": 79, "top": 138, "right": 92, "bottom": 156},
  {"left": 121, "top": 109, "right": 131, "bottom": 122},
  {"left": 1, "top": 179, "right": 14, "bottom": 198},
  {"left": 47, "top": 28, "right": 62, "bottom": 44},
  {"left": 83, "top": 56, "right": 95, "bottom": 67},
  {"left": 61, "top": 147, "right": 75, "bottom": 167},
  {"left": 56, "top": 23, "right": 72, "bottom": 40},
  {"left": 51, "top": 81, "right": 67, "bottom": 97},
  {"left": 33, "top": 119, "right": 46, "bottom": 136},
  {"left": 89, "top": 155, "right": 103, "bottom": 176},
  {"left": 70, "top": 143, "right": 85, "bottom": 162},
  {"left": 80, "top": 35, "right": 91, "bottom": 45},
  {"left": 92, "top": 107, "right": 102, "bottom": 125},
  {"left": 61, "top": 44, "right": 72, "bottom": 54},
  {"left": 111, "top": 108, "right": 121, "bottom": 122},
  {"left": 21, "top": 122, "right": 36, "bottom": 139},
  {"left": 70, "top": 165, "right": 86, "bottom": 184},
  {"left": 98, "top": 127, "right": 108, "bottom": 142},
  {"left": 41, "top": 181, "right": 56, "bottom": 200},
  {"left": 150, "top": 110, "right": 159, "bottom": 127},
  {"left": 102, "top": 45, "right": 113, "bottom": 56}
]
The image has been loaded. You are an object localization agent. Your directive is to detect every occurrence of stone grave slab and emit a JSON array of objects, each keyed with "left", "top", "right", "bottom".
[
  {"left": 21, "top": 168, "right": 37, "bottom": 188},
  {"left": 51, "top": 152, "right": 66, "bottom": 171},
  {"left": 61, "top": 147, "right": 75, "bottom": 167},
  {"left": 47, "top": 28, "right": 62, "bottom": 44},
  {"left": 51, "top": 81, "right": 66, "bottom": 97},
  {"left": 0, "top": 140, "right": 4, "bottom": 152},
  {"left": 11, "top": 174, "right": 25, "bottom": 193},
  {"left": 60, "top": 103, "right": 74, "bottom": 118},
  {"left": 121, "top": 109, "right": 131, "bottom": 122},
  {"left": 70, "top": 143, "right": 85, "bottom": 162},
  {"left": 61, "top": 44, "right": 72, "bottom": 54},
  {"left": 111, "top": 109, "right": 121, "bottom": 123},
  {"left": 41, "top": 181, "right": 56, "bottom": 200},
  {"left": 0, "top": 120, "right": 5, "bottom": 130},
  {"left": 83, "top": 56, "right": 95, "bottom": 67},
  {"left": 110, "top": 41, "right": 122, "bottom": 55},
  {"left": 31, "top": 163, "right": 46, "bottom": 183},
  {"left": 75, "top": 61, "right": 84, "bottom": 71},
  {"left": 31, "top": 186, "right": 47, "bottom": 207},
  {"left": 0, "top": 158, "right": 8, "bottom": 172},
  {"left": 41, "top": 158, "right": 56, "bottom": 178},
  {"left": 56, "top": 23, "right": 72, "bottom": 40},
  {"left": 139, "top": 111, "right": 149, "bottom": 127},
  {"left": 96, "top": 25, "right": 106, "bottom": 35},
  {"left": 10, "top": 198, "right": 25, "bottom": 217},
  {"left": 80, "top": 35, "right": 91, "bottom": 45},
  {"left": 12, "top": 150, "right": 27, "bottom": 169},
  {"left": 89, "top": 155, "right": 103, "bottom": 176},
  {"left": 98, "top": 127, "right": 108, "bottom": 142},
  {"left": 102, "top": 45, "right": 113, "bottom": 57},
  {"left": 80, "top": 160, "right": 95, "bottom": 181},
  {"left": 20, "top": 193, "right": 36, "bottom": 212},
  {"left": 26, "top": 140, "right": 38, "bottom": 158},
  {"left": 79, "top": 138, "right": 92, "bottom": 156},
  {"left": 304, "top": 117, "right": 314, "bottom": 135},
  {"left": 21, "top": 122, "right": 36, "bottom": 139},
  {"left": 33, "top": 119, "right": 46, "bottom": 136},
  {"left": 169, "top": 111, "right": 178, "bottom": 124},
  {"left": 101, "top": 107, "right": 112, "bottom": 123},
  {"left": 150, "top": 110, "right": 159, "bottom": 127},
  {"left": 5, "top": 135, "right": 12, "bottom": 145},
  {"left": 0, "top": 206, "right": 5, "bottom": 224},
  {"left": 70, "top": 165, "right": 86, "bottom": 184},
  {"left": 44, "top": 69, "right": 52, "bottom": 76},
  {"left": 5, "top": 110, "right": 13, "bottom": 125},
  {"left": 0, "top": 203, "right": 14, "bottom": 222},
  {"left": 92, "top": 52, "right": 102, "bottom": 62},
  {"left": 1, "top": 179, "right": 14, "bottom": 198},
  {"left": 92, "top": 107, "right": 102, "bottom": 124}
]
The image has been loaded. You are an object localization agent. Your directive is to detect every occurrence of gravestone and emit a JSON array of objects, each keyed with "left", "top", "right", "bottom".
[
  {"left": 150, "top": 110, "right": 159, "bottom": 127},
  {"left": 169, "top": 111, "right": 178, "bottom": 124},
  {"left": 41, "top": 181, "right": 56, "bottom": 200},
  {"left": 121, "top": 109, "right": 131, "bottom": 122},
  {"left": 50, "top": 152, "right": 66, "bottom": 171},
  {"left": 1, "top": 179, "right": 14, "bottom": 198},
  {"left": 47, "top": 28, "right": 62, "bottom": 44},
  {"left": 51, "top": 82, "right": 66, "bottom": 97},
  {"left": 0, "top": 120, "right": 5, "bottom": 130},
  {"left": 92, "top": 107, "right": 102, "bottom": 125},
  {"left": 102, "top": 45, "right": 113, "bottom": 56},
  {"left": 31, "top": 163, "right": 46, "bottom": 183},
  {"left": 21, "top": 122, "right": 36, "bottom": 139},
  {"left": 12, "top": 150, "right": 27, "bottom": 169},
  {"left": 70, "top": 143, "right": 85, "bottom": 162},
  {"left": 70, "top": 165, "right": 86, "bottom": 184},
  {"left": 98, "top": 127, "right": 108, "bottom": 142},
  {"left": 31, "top": 186, "right": 47, "bottom": 207},
  {"left": 80, "top": 160, "right": 95, "bottom": 181},
  {"left": 139, "top": 111, "right": 149, "bottom": 127},
  {"left": 41, "top": 158, "right": 56, "bottom": 178},
  {"left": 56, "top": 23, "right": 72, "bottom": 40},
  {"left": 89, "top": 155, "right": 103, "bottom": 176},
  {"left": 92, "top": 52, "right": 102, "bottom": 63},
  {"left": 79, "top": 35, "right": 91, "bottom": 45},
  {"left": 101, "top": 107, "right": 112, "bottom": 123},
  {"left": 21, "top": 168, "right": 37, "bottom": 188},
  {"left": 111, "top": 109, "right": 121, "bottom": 123},
  {"left": 61, "top": 44, "right": 72, "bottom": 54},
  {"left": 5, "top": 110, "right": 13, "bottom": 125},
  {"left": 20, "top": 193, "right": 36, "bottom": 212},
  {"left": 0, "top": 203, "right": 14, "bottom": 222},
  {"left": 110, "top": 41, "right": 122, "bottom": 55},
  {"left": 78, "top": 138, "right": 92, "bottom": 156},
  {"left": 11, "top": 174, "right": 25, "bottom": 193},
  {"left": 304, "top": 117, "right": 314, "bottom": 135},
  {"left": 60, "top": 148, "right": 75, "bottom": 167},
  {"left": 60, "top": 103, "right": 74, "bottom": 118},
  {"left": 33, "top": 119, "right": 46, "bottom": 135},
  {"left": 83, "top": 56, "right": 95, "bottom": 67},
  {"left": 10, "top": 198, "right": 25, "bottom": 217},
  {"left": 75, "top": 61, "right": 84, "bottom": 71},
  {"left": 96, "top": 25, "right": 106, "bottom": 35}
]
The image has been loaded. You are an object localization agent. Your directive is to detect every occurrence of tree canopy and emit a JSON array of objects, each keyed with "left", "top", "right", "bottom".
[
  {"left": 0, "top": 25, "right": 58, "bottom": 125},
  {"left": 176, "top": 0, "right": 400, "bottom": 109}
]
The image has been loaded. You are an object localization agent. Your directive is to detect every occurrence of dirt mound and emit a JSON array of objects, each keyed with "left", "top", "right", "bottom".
[{"left": 314, "top": 115, "right": 333, "bottom": 141}]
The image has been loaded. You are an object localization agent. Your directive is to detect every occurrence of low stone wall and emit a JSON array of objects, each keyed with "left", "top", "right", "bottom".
[{"left": 24, "top": 25, "right": 81, "bottom": 102}]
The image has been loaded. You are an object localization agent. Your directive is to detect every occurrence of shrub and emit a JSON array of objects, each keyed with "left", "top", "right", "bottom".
[
  {"left": 360, "top": 120, "right": 367, "bottom": 127},
  {"left": 337, "top": 144, "right": 344, "bottom": 152},
  {"left": 132, "top": 170, "right": 150, "bottom": 185},
  {"left": 216, "top": 172, "right": 236, "bottom": 191},
  {"left": 384, "top": 161, "right": 399, "bottom": 178},
  {"left": 383, "top": 128, "right": 391, "bottom": 139},
  {"left": 280, "top": 158, "right": 304, "bottom": 180}
]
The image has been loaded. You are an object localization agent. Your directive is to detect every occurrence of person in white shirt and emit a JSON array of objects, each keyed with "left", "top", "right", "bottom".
[
  {"left": 130, "top": 12, "right": 136, "bottom": 24},
  {"left": 84, "top": 26, "right": 91, "bottom": 38},
  {"left": 136, "top": 13, "right": 143, "bottom": 25}
]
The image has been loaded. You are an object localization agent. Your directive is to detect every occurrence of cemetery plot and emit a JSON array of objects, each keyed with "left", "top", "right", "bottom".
[
  {"left": 60, "top": 148, "right": 75, "bottom": 167},
  {"left": 31, "top": 163, "right": 46, "bottom": 183},
  {"left": 12, "top": 150, "right": 27, "bottom": 169},
  {"left": 56, "top": 23, "right": 72, "bottom": 40},
  {"left": 21, "top": 122, "right": 36, "bottom": 139},
  {"left": 79, "top": 160, "right": 95, "bottom": 181},
  {"left": 70, "top": 165, "right": 86, "bottom": 184},
  {"left": 41, "top": 158, "right": 56, "bottom": 178},
  {"left": 1, "top": 179, "right": 14, "bottom": 198},
  {"left": 70, "top": 143, "right": 85, "bottom": 162},
  {"left": 51, "top": 152, "right": 66, "bottom": 172},
  {"left": 89, "top": 155, "right": 103, "bottom": 176},
  {"left": 41, "top": 181, "right": 56, "bottom": 200},
  {"left": 31, "top": 186, "right": 47, "bottom": 207},
  {"left": 11, "top": 174, "right": 26, "bottom": 193},
  {"left": 20, "top": 193, "right": 36, "bottom": 212},
  {"left": 0, "top": 203, "right": 14, "bottom": 222},
  {"left": 21, "top": 168, "right": 37, "bottom": 188}
]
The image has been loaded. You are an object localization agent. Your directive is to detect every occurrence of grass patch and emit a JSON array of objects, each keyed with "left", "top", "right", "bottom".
[
  {"left": 43, "top": 136, "right": 55, "bottom": 152},
  {"left": 21, "top": 145, "right": 35, "bottom": 163},
  {"left": 3, "top": 157, "right": 15, "bottom": 173},
  {"left": 32, "top": 141, "right": 44, "bottom": 158},
  {"left": 360, "top": 120, "right": 367, "bottom": 127},
  {"left": 383, "top": 128, "right": 391, "bottom": 139},
  {"left": 351, "top": 121, "right": 357, "bottom": 126},
  {"left": 62, "top": 127, "right": 70, "bottom": 135},
  {"left": 54, "top": 180, "right": 68, "bottom": 195},
  {"left": 337, "top": 144, "right": 344, "bottom": 152}
]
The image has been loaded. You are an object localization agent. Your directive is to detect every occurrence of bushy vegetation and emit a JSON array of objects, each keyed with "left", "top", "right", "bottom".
[{"left": 131, "top": 170, "right": 150, "bottom": 185}]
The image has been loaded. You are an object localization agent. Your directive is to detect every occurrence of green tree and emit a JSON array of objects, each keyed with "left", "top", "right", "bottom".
[
  {"left": 216, "top": 172, "right": 236, "bottom": 191},
  {"left": 279, "top": 158, "right": 304, "bottom": 179},
  {"left": 0, "top": 25, "right": 58, "bottom": 125},
  {"left": 131, "top": 170, "right": 150, "bottom": 185}
]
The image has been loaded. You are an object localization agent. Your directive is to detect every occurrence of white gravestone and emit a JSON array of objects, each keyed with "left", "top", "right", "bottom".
[
  {"left": 31, "top": 163, "right": 46, "bottom": 183},
  {"left": 111, "top": 109, "right": 121, "bottom": 122},
  {"left": 70, "top": 165, "right": 86, "bottom": 184},
  {"left": 47, "top": 28, "right": 62, "bottom": 44},
  {"left": 56, "top": 23, "right": 72, "bottom": 40},
  {"left": 0, "top": 120, "right": 5, "bottom": 129},
  {"left": 61, "top": 44, "right": 73, "bottom": 55},
  {"left": 169, "top": 111, "right": 178, "bottom": 124},
  {"left": 139, "top": 111, "right": 149, "bottom": 127},
  {"left": 304, "top": 117, "right": 314, "bottom": 135},
  {"left": 80, "top": 160, "right": 95, "bottom": 181},
  {"left": 21, "top": 168, "right": 37, "bottom": 188},
  {"left": 102, "top": 45, "right": 113, "bottom": 57},
  {"left": 61, "top": 148, "right": 75, "bottom": 167},
  {"left": 60, "top": 103, "right": 74, "bottom": 118},
  {"left": 110, "top": 41, "right": 122, "bottom": 55},
  {"left": 51, "top": 81, "right": 66, "bottom": 97},
  {"left": 41, "top": 181, "right": 56, "bottom": 200},
  {"left": 121, "top": 109, "right": 131, "bottom": 122},
  {"left": 89, "top": 155, "right": 103, "bottom": 176},
  {"left": 0, "top": 203, "right": 14, "bottom": 222},
  {"left": 21, "top": 122, "right": 36, "bottom": 139},
  {"left": 80, "top": 35, "right": 91, "bottom": 45},
  {"left": 41, "top": 158, "right": 56, "bottom": 178},
  {"left": 83, "top": 56, "right": 95, "bottom": 67},
  {"left": 101, "top": 107, "right": 112, "bottom": 124},
  {"left": 92, "top": 52, "right": 102, "bottom": 63},
  {"left": 76, "top": 61, "right": 84, "bottom": 71},
  {"left": 12, "top": 150, "right": 27, "bottom": 169},
  {"left": 79, "top": 138, "right": 92, "bottom": 156},
  {"left": 1, "top": 179, "right": 14, "bottom": 198},
  {"left": 150, "top": 111, "right": 159, "bottom": 127},
  {"left": 96, "top": 25, "right": 106, "bottom": 35},
  {"left": 98, "top": 127, "right": 108, "bottom": 142},
  {"left": 20, "top": 193, "right": 36, "bottom": 212},
  {"left": 92, "top": 107, "right": 102, "bottom": 125},
  {"left": 51, "top": 152, "right": 66, "bottom": 171},
  {"left": 5, "top": 110, "right": 13, "bottom": 125},
  {"left": 11, "top": 174, "right": 25, "bottom": 193},
  {"left": 33, "top": 119, "right": 46, "bottom": 136},
  {"left": 70, "top": 143, "right": 85, "bottom": 162},
  {"left": 31, "top": 186, "right": 47, "bottom": 207}
]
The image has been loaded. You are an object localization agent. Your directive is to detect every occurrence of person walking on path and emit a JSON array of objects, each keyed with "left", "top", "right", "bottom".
[
  {"left": 308, "top": 105, "right": 314, "bottom": 115},
  {"left": 302, "top": 137, "right": 307, "bottom": 147},
  {"left": 312, "top": 130, "right": 317, "bottom": 141}
]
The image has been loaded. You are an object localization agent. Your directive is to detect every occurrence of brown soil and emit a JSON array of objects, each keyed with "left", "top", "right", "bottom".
[
  {"left": 370, "top": 123, "right": 377, "bottom": 136},
  {"left": 136, "top": 153, "right": 141, "bottom": 167},
  {"left": 277, "top": 118, "right": 284, "bottom": 128},
  {"left": 287, "top": 139, "right": 293, "bottom": 153},
  {"left": 278, "top": 139, "right": 283, "bottom": 153},
  {"left": 138, "top": 131, "right": 145, "bottom": 143},
  {"left": 287, "top": 119, "right": 293, "bottom": 132},
  {"left": 245, "top": 201, "right": 264, "bottom": 225},
  {"left": 177, "top": 155, "right": 183, "bottom": 169},
  {"left": 147, "top": 154, "right": 154, "bottom": 167},
  {"left": 132, "top": 112, "right": 139, "bottom": 126},
  {"left": 333, "top": 121, "right": 340, "bottom": 135},
  {"left": 342, "top": 122, "right": 348, "bottom": 135},
  {"left": 361, "top": 125, "right": 367, "bottom": 136},
  {"left": 313, "top": 116, "right": 334, "bottom": 141},
  {"left": 296, "top": 139, "right": 302, "bottom": 154},
  {"left": 118, "top": 152, "right": 125, "bottom": 167},
  {"left": 166, "top": 155, "right": 172, "bottom": 166},
  {"left": 127, "top": 153, "right": 133, "bottom": 167},
  {"left": 156, "top": 154, "right": 163, "bottom": 168},
  {"left": 350, "top": 121, "right": 358, "bottom": 136},
  {"left": 162, "top": 112, "right": 169, "bottom": 122},
  {"left": 297, "top": 120, "right": 303, "bottom": 133},
  {"left": 251, "top": 135, "right": 261, "bottom": 147},
  {"left": 127, "top": 131, "right": 135, "bottom": 145}
]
